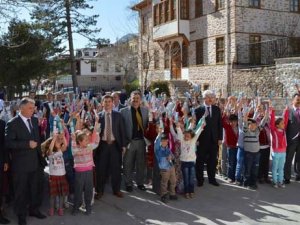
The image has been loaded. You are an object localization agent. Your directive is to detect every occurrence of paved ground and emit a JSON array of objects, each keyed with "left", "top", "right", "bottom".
[{"left": 4, "top": 175, "right": 300, "bottom": 225}]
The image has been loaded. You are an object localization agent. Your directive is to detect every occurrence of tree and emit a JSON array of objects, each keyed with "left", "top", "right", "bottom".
[
  {"left": 30, "top": 0, "right": 101, "bottom": 90},
  {"left": 0, "top": 19, "right": 64, "bottom": 99}
]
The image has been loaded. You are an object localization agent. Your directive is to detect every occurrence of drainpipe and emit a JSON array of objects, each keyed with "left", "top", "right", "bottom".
[{"left": 226, "top": 0, "right": 231, "bottom": 97}]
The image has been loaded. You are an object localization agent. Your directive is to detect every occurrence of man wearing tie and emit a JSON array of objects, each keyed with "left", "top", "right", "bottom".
[
  {"left": 95, "top": 95, "right": 126, "bottom": 198},
  {"left": 284, "top": 93, "right": 300, "bottom": 183},
  {"left": 121, "top": 91, "right": 149, "bottom": 192},
  {"left": 195, "top": 90, "right": 223, "bottom": 187},
  {"left": 5, "top": 98, "right": 46, "bottom": 225}
]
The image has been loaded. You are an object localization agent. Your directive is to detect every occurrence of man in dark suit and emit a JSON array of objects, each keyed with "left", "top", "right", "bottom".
[
  {"left": 284, "top": 93, "right": 300, "bottom": 183},
  {"left": 195, "top": 90, "right": 223, "bottom": 187},
  {"left": 121, "top": 91, "right": 149, "bottom": 192},
  {"left": 112, "top": 92, "right": 125, "bottom": 112},
  {"left": 0, "top": 117, "right": 10, "bottom": 224},
  {"left": 5, "top": 98, "right": 46, "bottom": 225},
  {"left": 95, "top": 95, "right": 126, "bottom": 199}
]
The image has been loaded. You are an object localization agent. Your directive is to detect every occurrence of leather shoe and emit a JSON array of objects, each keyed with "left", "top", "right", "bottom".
[
  {"left": 113, "top": 191, "right": 124, "bottom": 198},
  {"left": 29, "top": 211, "right": 46, "bottom": 219},
  {"left": 197, "top": 181, "right": 204, "bottom": 187},
  {"left": 18, "top": 216, "right": 26, "bottom": 225},
  {"left": 94, "top": 192, "right": 103, "bottom": 200},
  {"left": 284, "top": 179, "right": 290, "bottom": 184},
  {"left": 126, "top": 186, "right": 133, "bottom": 192},
  {"left": 209, "top": 180, "right": 220, "bottom": 186},
  {"left": 137, "top": 185, "right": 146, "bottom": 191},
  {"left": 0, "top": 214, "right": 10, "bottom": 224}
]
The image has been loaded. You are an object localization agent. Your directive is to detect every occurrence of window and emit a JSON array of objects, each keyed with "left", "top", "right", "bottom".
[
  {"left": 154, "top": 50, "right": 160, "bottom": 69},
  {"left": 143, "top": 52, "right": 149, "bottom": 70},
  {"left": 104, "top": 62, "right": 109, "bottom": 72},
  {"left": 164, "top": 44, "right": 170, "bottom": 69},
  {"left": 249, "top": 0, "right": 260, "bottom": 8},
  {"left": 93, "top": 51, "right": 98, "bottom": 56},
  {"left": 171, "top": 0, "right": 176, "bottom": 20},
  {"left": 115, "top": 63, "right": 121, "bottom": 72},
  {"left": 76, "top": 51, "right": 82, "bottom": 57},
  {"left": 142, "top": 16, "right": 147, "bottom": 35},
  {"left": 165, "top": 0, "right": 170, "bottom": 22},
  {"left": 182, "top": 42, "right": 189, "bottom": 67},
  {"left": 196, "top": 39, "right": 204, "bottom": 65},
  {"left": 195, "top": 0, "right": 203, "bottom": 18},
  {"left": 290, "top": 0, "right": 300, "bottom": 12},
  {"left": 84, "top": 51, "right": 89, "bottom": 56},
  {"left": 290, "top": 37, "right": 300, "bottom": 56},
  {"left": 216, "top": 0, "right": 225, "bottom": 11},
  {"left": 180, "top": 0, "right": 189, "bottom": 20},
  {"left": 91, "top": 60, "right": 97, "bottom": 72},
  {"left": 249, "top": 35, "right": 261, "bottom": 65},
  {"left": 216, "top": 37, "right": 225, "bottom": 64},
  {"left": 159, "top": 3, "right": 164, "bottom": 24}
]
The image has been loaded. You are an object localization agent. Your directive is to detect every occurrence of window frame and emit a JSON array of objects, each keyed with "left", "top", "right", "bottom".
[
  {"left": 216, "top": 37, "right": 225, "bottom": 64},
  {"left": 249, "top": 35, "right": 261, "bottom": 65},
  {"left": 290, "top": 0, "right": 300, "bottom": 12},
  {"left": 216, "top": 0, "right": 225, "bottom": 11},
  {"left": 195, "top": 0, "right": 203, "bottom": 18},
  {"left": 249, "top": 0, "right": 260, "bottom": 8},
  {"left": 90, "top": 60, "right": 97, "bottom": 73},
  {"left": 196, "top": 39, "right": 204, "bottom": 65}
]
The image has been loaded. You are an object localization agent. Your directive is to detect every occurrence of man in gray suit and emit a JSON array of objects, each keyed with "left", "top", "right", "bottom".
[{"left": 121, "top": 91, "right": 149, "bottom": 192}]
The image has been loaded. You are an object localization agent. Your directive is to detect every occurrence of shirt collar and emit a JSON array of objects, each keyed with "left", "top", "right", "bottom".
[{"left": 19, "top": 113, "right": 30, "bottom": 120}]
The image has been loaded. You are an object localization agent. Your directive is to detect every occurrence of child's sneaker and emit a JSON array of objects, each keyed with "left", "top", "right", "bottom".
[
  {"left": 278, "top": 182, "right": 285, "bottom": 188},
  {"left": 189, "top": 193, "right": 194, "bottom": 198},
  {"left": 272, "top": 183, "right": 279, "bottom": 188},
  {"left": 57, "top": 208, "right": 64, "bottom": 216},
  {"left": 169, "top": 195, "right": 178, "bottom": 200},
  {"left": 185, "top": 193, "right": 190, "bottom": 199},
  {"left": 160, "top": 194, "right": 168, "bottom": 203},
  {"left": 48, "top": 208, "right": 54, "bottom": 216}
]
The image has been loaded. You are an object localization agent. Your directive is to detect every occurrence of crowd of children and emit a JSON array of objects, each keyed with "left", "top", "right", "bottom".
[{"left": 0, "top": 87, "right": 299, "bottom": 224}]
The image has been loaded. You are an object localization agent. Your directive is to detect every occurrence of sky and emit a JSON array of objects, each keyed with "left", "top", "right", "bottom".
[
  {"left": 14, "top": 0, "right": 138, "bottom": 49},
  {"left": 72, "top": 0, "right": 138, "bottom": 48}
]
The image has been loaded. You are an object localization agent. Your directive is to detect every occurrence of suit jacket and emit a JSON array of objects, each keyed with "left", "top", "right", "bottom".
[
  {"left": 5, "top": 115, "right": 45, "bottom": 172},
  {"left": 195, "top": 104, "right": 223, "bottom": 145},
  {"left": 117, "top": 103, "right": 125, "bottom": 111},
  {"left": 120, "top": 106, "right": 149, "bottom": 145},
  {"left": 98, "top": 110, "right": 126, "bottom": 150},
  {"left": 286, "top": 107, "right": 300, "bottom": 145},
  {"left": 0, "top": 119, "right": 8, "bottom": 165}
]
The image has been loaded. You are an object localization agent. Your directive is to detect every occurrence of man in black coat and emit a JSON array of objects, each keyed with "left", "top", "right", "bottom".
[
  {"left": 195, "top": 90, "right": 223, "bottom": 187},
  {"left": 0, "top": 117, "right": 10, "bottom": 224},
  {"left": 284, "top": 93, "right": 300, "bottom": 183},
  {"left": 95, "top": 95, "right": 126, "bottom": 198},
  {"left": 5, "top": 98, "right": 46, "bottom": 225}
]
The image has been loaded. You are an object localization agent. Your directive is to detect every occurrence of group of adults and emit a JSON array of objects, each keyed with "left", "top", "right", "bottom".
[{"left": 0, "top": 89, "right": 300, "bottom": 225}]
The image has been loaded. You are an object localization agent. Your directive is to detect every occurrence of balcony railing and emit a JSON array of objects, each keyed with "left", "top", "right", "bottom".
[{"left": 235, "top": 37, "right": 300, "bottom": 68}]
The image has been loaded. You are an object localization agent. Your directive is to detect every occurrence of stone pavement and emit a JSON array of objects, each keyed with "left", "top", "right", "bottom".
[{"left": 4, "top": 175, "right": 300, "bottom": 225}]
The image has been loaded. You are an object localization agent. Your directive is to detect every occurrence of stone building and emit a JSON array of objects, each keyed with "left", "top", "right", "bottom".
[{"left": 132, "top": 0, "right": 300, "bottom": 97}]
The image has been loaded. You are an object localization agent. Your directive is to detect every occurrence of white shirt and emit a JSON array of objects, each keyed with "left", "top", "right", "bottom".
[
  {"left": 49, "top": 151, "right": 66, "bottom": 176},
  {"left": 19, "top": 113, "right": 32, "bottom": 133}
]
